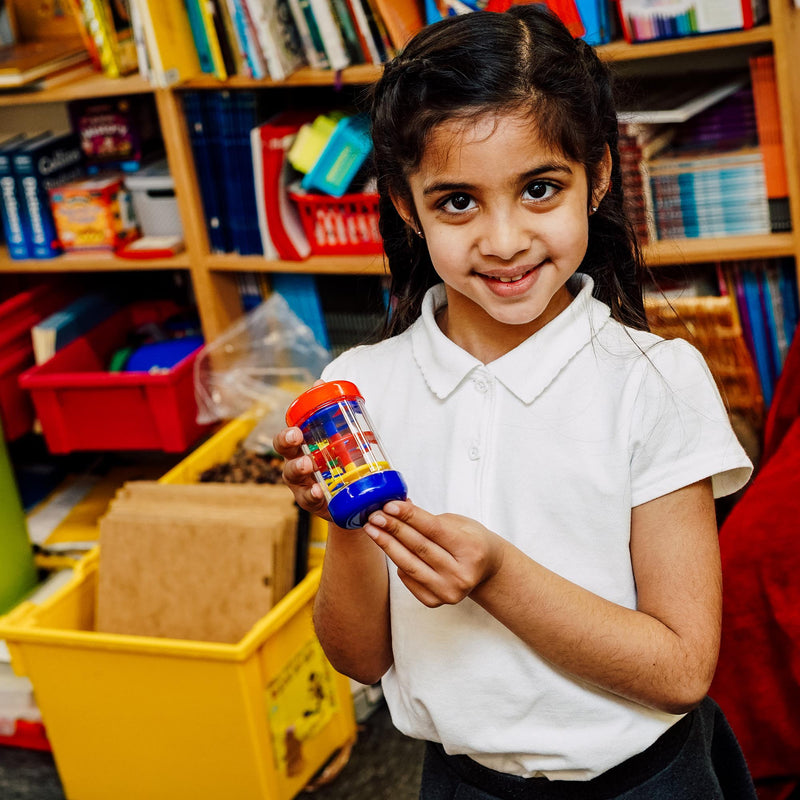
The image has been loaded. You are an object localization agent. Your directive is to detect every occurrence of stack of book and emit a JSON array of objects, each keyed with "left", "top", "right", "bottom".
[
  {"left": 617, "top": 0, "right": 767, "bottom": 43},
  {"left": 617, "top": 74, "right": 786, "bottom": 245}
]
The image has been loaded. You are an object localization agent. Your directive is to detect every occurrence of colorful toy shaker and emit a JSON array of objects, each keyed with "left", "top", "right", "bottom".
[{"left": 285, "top": 381, "right": 407, "bottom": 529}]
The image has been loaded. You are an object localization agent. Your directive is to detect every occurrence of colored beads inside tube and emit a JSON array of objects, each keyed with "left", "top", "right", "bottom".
[{"left": 286, "top": 381, "right": 407, "bottom": 529}]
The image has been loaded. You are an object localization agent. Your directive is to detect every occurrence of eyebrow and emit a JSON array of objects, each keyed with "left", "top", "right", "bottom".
[{"left": 422, "top": 163, "right": 574, "bottom": 196}]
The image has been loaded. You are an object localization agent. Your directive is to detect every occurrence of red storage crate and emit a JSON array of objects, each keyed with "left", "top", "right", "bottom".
[
  {"left": 0, "top": 286, "right": 74, "bottom": 441},
  {"left": 291, "top": 191, "right": 383, "bottom": 255},
  {"left": 18, "top": 301, "right": 211, "bottom": 453}
]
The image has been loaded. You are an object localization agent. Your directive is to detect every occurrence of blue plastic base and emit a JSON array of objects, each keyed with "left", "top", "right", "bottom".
[{"left": 328, "top": 470, "right": 407, "bottom": 530}]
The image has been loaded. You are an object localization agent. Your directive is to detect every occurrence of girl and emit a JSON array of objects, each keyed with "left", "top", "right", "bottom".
[{"left": 274, "top": 6, "right": 756, "bottom": 798}]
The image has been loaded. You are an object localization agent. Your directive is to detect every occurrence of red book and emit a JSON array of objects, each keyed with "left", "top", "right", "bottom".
[{"left": 251, "top": 110, "right": 318, "bottom": 261}]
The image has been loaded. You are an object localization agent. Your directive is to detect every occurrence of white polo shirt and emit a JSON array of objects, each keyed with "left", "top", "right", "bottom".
[{"left": 320, "top": 275, "right": 752, "bottom": 780}]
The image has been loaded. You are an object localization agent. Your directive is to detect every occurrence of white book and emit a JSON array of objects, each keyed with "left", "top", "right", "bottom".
[{"left": 308, "top": 0, "right": 351, "bottom": 71}]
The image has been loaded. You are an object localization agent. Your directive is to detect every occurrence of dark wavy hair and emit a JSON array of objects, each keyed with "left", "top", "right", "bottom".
[{"left": 368, "top": 5, "right": 648, "bottom": 337}]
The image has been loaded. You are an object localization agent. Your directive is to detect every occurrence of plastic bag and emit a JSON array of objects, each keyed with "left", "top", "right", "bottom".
[{"left": 194, "top": 293, "right": 331, "bottom": 447}]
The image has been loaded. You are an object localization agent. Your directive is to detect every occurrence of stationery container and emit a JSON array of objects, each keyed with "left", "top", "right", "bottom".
[{"left": 286, "top": 381, "right": 407, "bottom": 529}]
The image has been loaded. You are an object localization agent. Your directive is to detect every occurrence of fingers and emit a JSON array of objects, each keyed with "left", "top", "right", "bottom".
[
  {"left": 273, "top": 426, "right": 329, "bottom": 518},
  {"left": 364, "top": 501, "right": 460, "bottom": 605}
]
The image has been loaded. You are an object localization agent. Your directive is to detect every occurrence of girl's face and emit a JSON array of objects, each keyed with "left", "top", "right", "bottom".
[{"left": 394, "top": 111, "right": 610, "bottom": 363}]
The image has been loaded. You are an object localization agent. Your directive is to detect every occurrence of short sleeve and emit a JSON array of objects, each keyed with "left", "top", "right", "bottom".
[{"left": 629, "top": 338, "right": 753, "bottom": 506}]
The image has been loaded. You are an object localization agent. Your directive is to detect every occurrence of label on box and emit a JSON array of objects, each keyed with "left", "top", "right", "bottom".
[{"left": 264, "top": 639, "right": 338, "bottom": 777}]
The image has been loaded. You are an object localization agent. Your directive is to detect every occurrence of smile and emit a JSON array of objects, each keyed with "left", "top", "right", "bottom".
[{"left": 479, "top": 267, "right": 537, "bottom": 283}]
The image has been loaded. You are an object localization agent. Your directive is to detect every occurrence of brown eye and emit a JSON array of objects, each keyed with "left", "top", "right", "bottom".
[{"left": 441, "top": 193, "right": 476, "bottom": 213}]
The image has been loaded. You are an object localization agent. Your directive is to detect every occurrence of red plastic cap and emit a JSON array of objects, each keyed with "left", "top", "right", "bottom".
[{"left": 285, "top": 380, "right": 363, "bottom": 428}]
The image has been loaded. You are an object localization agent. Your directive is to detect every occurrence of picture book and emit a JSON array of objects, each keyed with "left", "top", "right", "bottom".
[
  {"left": 345, "top": 0, "right": 382, "bottom": 63},
  {"left": 329, "top": 0, "right": 367, "bottom": 63},
  {"left": 251, "top": 109, "right": 316, "bottom": 260},
  {"left": 12, "top": 131, "right": 84, "bottom": 259}
]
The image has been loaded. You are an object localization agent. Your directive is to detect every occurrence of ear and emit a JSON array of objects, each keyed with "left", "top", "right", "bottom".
[
  {"left": 591, "top": 144, "right": 613, "bottom": 210},
  {"left": 390, "top": 190, "right": 418, "bottom": 232}
]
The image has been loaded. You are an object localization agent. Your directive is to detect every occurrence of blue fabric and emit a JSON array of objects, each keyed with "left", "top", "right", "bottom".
[{"left": 419, "top": 697, "right": 756, "bottom": 800}]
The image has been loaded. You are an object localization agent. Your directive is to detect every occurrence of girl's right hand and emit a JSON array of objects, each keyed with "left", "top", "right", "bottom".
[{"left": 272, "top": 426, "right": 332, "bottom": 520}]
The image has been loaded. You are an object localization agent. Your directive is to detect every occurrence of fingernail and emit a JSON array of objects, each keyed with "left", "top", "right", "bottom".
[
  {"left": 288, "top": 428, "right": 302, "bottom": 444},
  {"left": 363, "top": 524, "right": 379, "bottom": 540},
  {"left": 370, "top": 513, "right": 386, "bottom": 527},
  {"left": 383, "top": 502, "right": 400, "bottom": 516}
]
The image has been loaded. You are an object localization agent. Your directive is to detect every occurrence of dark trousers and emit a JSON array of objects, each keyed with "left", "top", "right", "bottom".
[{"left": 419, "top": 697, "right": 756, "bottom": 800}]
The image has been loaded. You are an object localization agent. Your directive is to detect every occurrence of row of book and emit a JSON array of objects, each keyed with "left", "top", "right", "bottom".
[
  {"left": 183, "top": 91, "right": 374, "bottom": 259},
  {"left": 115, "top": 0, "right": 426, "bottom": 87},
  {"left": 62, "top": 0, "right": 627, "bottom": 88},
  {"left": 719, "top": 260, "right": 799, "bottom": 408},
  {"left": 616, "top": 0, "right": 767, "bottom": 43},
  {"left": 618, "top": 55, "right": 788, "bottom": 245}
]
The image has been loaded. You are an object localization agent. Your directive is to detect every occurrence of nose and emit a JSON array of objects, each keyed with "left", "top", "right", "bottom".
[{"left": 477, "top": 207, "right": 533, "bottom": 261}]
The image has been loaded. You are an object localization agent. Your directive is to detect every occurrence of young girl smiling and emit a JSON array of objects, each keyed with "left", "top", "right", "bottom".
[{"left": 275, "top": 6, "right": 756, "bottom": 797}]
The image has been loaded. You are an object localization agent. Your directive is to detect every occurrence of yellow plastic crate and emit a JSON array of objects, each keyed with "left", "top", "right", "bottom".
[{"left": 0, "top": 550, "right": 356, "bottom": 800}]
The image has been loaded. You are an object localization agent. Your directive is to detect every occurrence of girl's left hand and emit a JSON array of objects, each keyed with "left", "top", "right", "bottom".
[{"left": 364, "top": 500, "right": 506, "bottom": 607}]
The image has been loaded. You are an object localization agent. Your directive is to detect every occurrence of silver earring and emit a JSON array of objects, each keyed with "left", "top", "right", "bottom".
[
  {"left": 590, "top": 206, "right": 598, "bottom": 214},
  {"left": 416, "top": 229, "right": 424, "bottom": 238}
]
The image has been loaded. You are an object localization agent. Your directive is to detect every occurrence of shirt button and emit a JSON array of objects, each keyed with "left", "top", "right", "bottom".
[
  {"left": 468, "top": 445, "right": 480, "bottom": 460},
  {"left": 474, "top": 379, "right": 488, "bottom": 393}
]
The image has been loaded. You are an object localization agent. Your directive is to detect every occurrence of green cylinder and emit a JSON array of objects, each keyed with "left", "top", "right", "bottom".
[{"left": 0, "top": 424, "right": 37, "bottom": 616}]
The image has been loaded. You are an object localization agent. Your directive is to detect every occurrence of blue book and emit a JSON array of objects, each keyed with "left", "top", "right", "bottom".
[
  {"left": 0, "top": 133, "right": 33, "bottom": 259},
  {"left": 31, "top": 293, "right": 119, "bottom": 365},
  {"left": 13, "top": 131, "right": 83, "bottom": 259},
  {"left": 778, "top": 260, "right": 799, "bottom": 347},
  {"left": 576, "top": 0, "right": 612, "bottom": 46},
  {"left": 271, "top": 273, "right": 330, "bottom": 349},
  {"left": 182, "top": 91, "right": 231, "bottom": 253},
  {"left": 184, "top": 0, "right": 218, "bottom": 74},
  {"left": 741, "top": 265, "right": 775, "bottom": 406},
  {"left": 214, "top": 90, "right": 263, "bottom": 255}
]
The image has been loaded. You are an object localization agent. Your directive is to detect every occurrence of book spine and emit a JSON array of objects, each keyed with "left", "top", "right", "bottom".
[
  {"left": 184, "top": 0, "right": 223, "bottom": 76},
  {"left": 308, "top": 0, "right": 351, "bottom": 70},
  {"left": 14, "top": 138, "right": 84, "bottom": 259},
  {"left": 216, "top": 91, "right": 263, "bottom": 255},
  {"left": 227, "top": 0, "right": 267, "bottom": 78},
  {"left": 182, "top": 91, "right": 230, "bottom": 252},
  {"left": 0, "top": 152, "right": 30, "bottom": 260},
  {"left": 287, "top": 0, "right": 329, "bottom": 68},
  {"left": 345, "top": 0, "right": 381, "bottom": 63},
  {"left": 329, "top": 0, "right": 366, "bottom": 63}
]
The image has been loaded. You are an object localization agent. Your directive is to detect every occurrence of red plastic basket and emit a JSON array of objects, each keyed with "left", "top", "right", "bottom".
[
  {"left": 18, "top": 301, "right": 211, "bottom": 453},
  {"left": 291, "top": 191, "right": 383, "bottom": 255}
]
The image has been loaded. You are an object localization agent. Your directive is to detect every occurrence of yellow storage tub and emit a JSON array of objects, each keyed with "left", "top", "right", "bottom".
[{"left": 0, "top": 549, "right": 356, "bottom": 800}]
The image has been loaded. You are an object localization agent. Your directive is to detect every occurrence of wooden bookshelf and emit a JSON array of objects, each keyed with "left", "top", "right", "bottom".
[{"left": 0, "top": 2, "right": 799, "bottom": 343}]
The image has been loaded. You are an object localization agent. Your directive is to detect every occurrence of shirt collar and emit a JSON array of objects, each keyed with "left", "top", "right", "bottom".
[{"left": 411, "top": 274, "right": 611, "bottom": 403}]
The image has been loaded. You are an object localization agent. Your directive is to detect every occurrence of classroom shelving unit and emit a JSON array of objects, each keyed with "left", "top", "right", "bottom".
[{"left": 1, "top": 0, "right": 799, "bottom": 344}]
